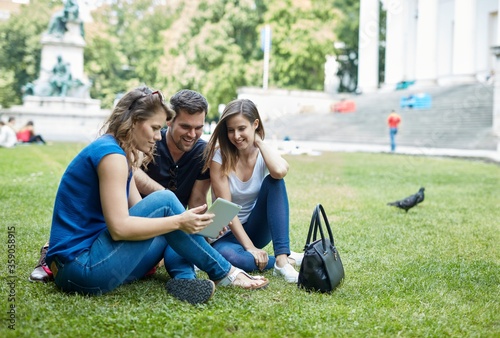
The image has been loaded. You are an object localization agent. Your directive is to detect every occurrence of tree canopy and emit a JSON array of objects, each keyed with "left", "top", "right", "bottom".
[
  {"left": 0, "top": 0, "right": 52, "bottom": 108},
  {"left": 0, "top": 0, "right": 361, "bottom": 119}
]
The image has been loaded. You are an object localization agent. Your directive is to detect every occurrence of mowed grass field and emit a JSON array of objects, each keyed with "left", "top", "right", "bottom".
[{"left": 1, "top": 143, "right": 499, "bottom": 337}]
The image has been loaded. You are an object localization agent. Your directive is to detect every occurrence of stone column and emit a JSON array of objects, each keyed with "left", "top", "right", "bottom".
[
  {"left": 452, "top": 0, "right": 476, "bottom": 83},
  {"left": 414, "top": 0, "right": 438, "bottom": 87},
  {"left": 357, "top": 0, "right": 379, "bottom": 93},
  {"left": 498, "top": 0, "right": 500, "bottom": 43},
  {"left": 383, "top": 1, "right": 405, "bottom": 89},
  {"left": 492, "top": 46, "right": 500, "bottom": 151}
]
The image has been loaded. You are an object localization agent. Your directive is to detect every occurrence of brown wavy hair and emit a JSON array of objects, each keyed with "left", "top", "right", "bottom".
[
  {"left": 100, "top": 86, "right": 174, "bottom": 169},
  {"left": 202, "top": 99, "right": 264, "bottom": 176}
]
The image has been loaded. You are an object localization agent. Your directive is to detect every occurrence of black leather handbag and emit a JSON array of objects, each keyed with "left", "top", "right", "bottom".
[{"left": 298, "top": 204, "right": 344, "bottom": 293}]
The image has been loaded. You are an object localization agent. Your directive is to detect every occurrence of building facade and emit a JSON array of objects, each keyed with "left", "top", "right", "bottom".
[{"left": 358, "top": 0, "right": 499, "bottom": 92}]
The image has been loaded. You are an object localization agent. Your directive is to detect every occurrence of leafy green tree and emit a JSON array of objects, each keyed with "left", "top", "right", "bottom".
[
  {"left": 1, "top": 0, "right": 355, "bottom": 111},
  {"left": 264, "top": 0, "right": 337, "bottom": 91},
  {"left": 159, "top": 0, "right": 266, "bottom": 119},
  {"left": 0, "top": 0, "right": 52, "bottom": 107},
  {"left": 0, "top": 70, "right": 18, "bottom": 109},
  {"left": 84, "top": 0, "right": 175, "bottom": 107},
  {"left": 331, "top": 0, "right": 360, "bottom": 92},
  {"left": 84, "top": 29, "right": 130, "bottom": 108},
  {"left": 198, "top": 2, "right": 264, "bottom": 117}
]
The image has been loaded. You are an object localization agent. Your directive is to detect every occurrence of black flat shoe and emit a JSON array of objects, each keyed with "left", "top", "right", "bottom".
[{"left": 165, "top": 279, "right": 215, "bottom": 305}]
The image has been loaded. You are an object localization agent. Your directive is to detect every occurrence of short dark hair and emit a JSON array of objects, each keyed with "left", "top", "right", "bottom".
[{"left": 169, "top": 89, "right": 208, "bottom": 117}]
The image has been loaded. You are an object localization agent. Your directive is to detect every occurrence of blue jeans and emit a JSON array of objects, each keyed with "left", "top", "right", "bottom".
[
  {"left": 51, "top": 190, "right": 231, "bottom": 295},
  {"left": 211, "top": 176, "right": 290, "bottom": 272},
  {"left": 390, "top": 127, "right": 398, "bottom": 151}
]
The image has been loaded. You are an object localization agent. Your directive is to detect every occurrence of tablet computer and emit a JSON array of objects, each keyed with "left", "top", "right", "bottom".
[{"left": 198, "top": 198, "right": 242, "bottom": 238}]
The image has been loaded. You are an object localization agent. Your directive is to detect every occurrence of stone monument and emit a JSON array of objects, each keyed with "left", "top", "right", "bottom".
[{"left": 5, "top": 0, "right": 109, "bottom": 142}]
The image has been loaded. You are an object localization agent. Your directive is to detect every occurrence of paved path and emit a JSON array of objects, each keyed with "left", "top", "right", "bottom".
[
  {"left": 201, "top": 134, "right": 500, "bottom": 163},
  {"left": 273, "top": 139, "right": 500, "bottom": 164}
]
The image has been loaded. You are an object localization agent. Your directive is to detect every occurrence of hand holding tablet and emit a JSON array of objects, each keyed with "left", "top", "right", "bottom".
[{"left": 198, "top": 198, "right": 242, "bottom": 238}]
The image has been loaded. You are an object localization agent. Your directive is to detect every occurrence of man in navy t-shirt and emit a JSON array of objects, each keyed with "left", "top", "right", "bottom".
[{"left": 134, "top": 89, "right": 210, "bottom": 209}]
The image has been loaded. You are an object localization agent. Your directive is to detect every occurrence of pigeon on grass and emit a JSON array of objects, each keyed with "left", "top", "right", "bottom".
[{"left": 387, "top": 187, "right": 425, "bottom": 212}]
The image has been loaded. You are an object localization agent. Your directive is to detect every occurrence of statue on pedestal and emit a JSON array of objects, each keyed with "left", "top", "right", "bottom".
[
  {"left": 20, "top": 0, "right": 91, "bottom": 99},
  {"left": 49, "top": 55, "right": 72, "bottom": 97},
  {"left": 47, "top": 0, "right": 83, "bottom": 37}
]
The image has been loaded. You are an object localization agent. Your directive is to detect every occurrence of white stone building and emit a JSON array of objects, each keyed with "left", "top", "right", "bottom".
[{"left": 358, "top": 0, "right": 499, "bottom": 92}]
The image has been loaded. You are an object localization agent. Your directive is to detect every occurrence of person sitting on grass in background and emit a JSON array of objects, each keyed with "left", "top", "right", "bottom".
[
  {"left": 202, "top": 98, "right": 303, "bottom": 283},
  {"left": 30, "top": 89, "right": 212, "bottom": 282},
  {"left": 16, "top": 121, "right": 47, "bottom": 144},
  {"left": 8, "top": 116, "right": 17, "bottom": 131},
  {"left": 0, "top": 120, "right": 18, "bottom": 148},
  {"left": 44, "top": 86, "right": 268, "bottom": 305}
]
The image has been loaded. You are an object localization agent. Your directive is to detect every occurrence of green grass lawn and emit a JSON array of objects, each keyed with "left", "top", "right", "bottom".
[{"left": 1, "top": 143, "right": 499, "bottom": 337}]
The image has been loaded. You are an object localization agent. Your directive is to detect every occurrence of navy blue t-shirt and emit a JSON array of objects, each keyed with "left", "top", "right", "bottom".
[{"left": 144, "top": 128, "right": 209, "bottom": 208}]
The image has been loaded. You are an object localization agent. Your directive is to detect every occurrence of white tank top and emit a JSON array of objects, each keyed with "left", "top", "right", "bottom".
[{"left": 212, "top": 148, "right": 268, "bottom": 224}]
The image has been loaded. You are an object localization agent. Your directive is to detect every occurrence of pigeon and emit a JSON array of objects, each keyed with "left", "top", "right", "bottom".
[{"left": 387, "top": 187, "right": 425, "bottom": 212}]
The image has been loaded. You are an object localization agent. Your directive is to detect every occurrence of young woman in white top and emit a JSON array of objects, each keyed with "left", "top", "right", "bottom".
[{"left": 203, "top": 99, "right": 302, "bottom": 283}]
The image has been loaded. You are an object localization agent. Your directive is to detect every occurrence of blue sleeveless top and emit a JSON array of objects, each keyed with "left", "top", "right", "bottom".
[{"left": 46, "top": 134, "right": 131, "bottom": 265}]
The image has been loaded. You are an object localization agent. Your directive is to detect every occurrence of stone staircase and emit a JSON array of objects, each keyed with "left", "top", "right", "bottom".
[{"left": 266, "top": 83, "right": 496, "bottom": 150}]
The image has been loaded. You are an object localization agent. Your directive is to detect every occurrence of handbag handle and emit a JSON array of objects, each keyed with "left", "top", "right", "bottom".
[
  {"left": 304, "top": 204, "right": 335, "bottom": 252},
  {"left": 315, "top": 204, "right": 335, "bottom": 245},
  {"left": 304, "top": 205, "right": 319, "bottom": 247}
]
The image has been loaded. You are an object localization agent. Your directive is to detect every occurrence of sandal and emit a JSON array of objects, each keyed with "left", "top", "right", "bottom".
[{"left": 217, "top": 267, "right": 269, "bottom": 290}]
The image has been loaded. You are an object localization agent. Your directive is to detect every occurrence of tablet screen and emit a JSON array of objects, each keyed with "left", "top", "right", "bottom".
[{"left": 198, "top": 198, "right": 242, "bottom": 238}]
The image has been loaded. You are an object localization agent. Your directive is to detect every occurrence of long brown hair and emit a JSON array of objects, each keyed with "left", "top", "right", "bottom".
[
  {"left": 202, "top": 99, "right": 264, "bottom": 176},
  {"left": 100, "top": 86, "right": 174, "bottom": 169}
]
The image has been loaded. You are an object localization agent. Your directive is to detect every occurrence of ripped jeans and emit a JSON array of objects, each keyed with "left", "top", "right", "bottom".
[{"left": 51, "top": 190, "right": 231, "bottom": 295}]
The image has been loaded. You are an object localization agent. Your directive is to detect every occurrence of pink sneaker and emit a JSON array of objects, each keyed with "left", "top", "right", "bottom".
[{"left": 29, "top": 245, "right": 53, "bottom": 282}]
